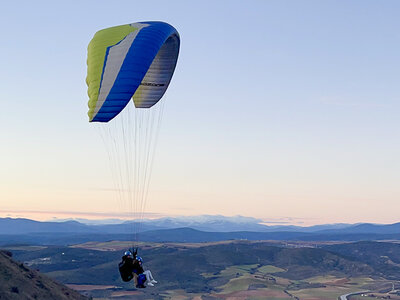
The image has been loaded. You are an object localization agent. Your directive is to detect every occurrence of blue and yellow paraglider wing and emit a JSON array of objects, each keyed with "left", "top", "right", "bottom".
[{"left": 87, "top": 22, "right": 180, "bottom": 122}]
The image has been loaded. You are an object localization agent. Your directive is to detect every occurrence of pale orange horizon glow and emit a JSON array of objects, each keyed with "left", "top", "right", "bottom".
[{"left": 1, "top": 206, "right": 399, "bottom": 227}]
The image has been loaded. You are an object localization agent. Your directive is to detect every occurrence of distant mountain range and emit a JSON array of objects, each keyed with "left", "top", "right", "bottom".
[
  {"left": 0, "top": 216, "right": 399, "bottom": 245},
  {"left": 50, "top": 215, "right": 356, "bottom": 232}
]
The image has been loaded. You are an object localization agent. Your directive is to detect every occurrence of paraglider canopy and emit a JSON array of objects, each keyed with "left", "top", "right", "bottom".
[
  {"left": 86, "top": 21, "right": 180, "bottom": 249},
  {"left": 87, "top": 21, "right": 180, "bottom": 122}
]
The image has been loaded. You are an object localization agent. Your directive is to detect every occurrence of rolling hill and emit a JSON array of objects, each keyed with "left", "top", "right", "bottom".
[{"left": 0, "top": 250, "right": 88, "bottom": 300}]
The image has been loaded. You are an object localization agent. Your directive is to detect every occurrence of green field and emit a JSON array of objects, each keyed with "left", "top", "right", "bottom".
[
  {"left": 201, "top": 263, "right": 379, "bottom": 300},
  {"left": 258, "top": 265, "right": 285, "bottom": 274}
]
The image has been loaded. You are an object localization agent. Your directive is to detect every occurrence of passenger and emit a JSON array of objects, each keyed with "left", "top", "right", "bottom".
[{"left": 135, "top": 256, "right": 158, "bottom": 286}]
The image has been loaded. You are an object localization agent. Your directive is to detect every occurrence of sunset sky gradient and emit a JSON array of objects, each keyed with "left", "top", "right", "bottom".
[{"left": 1, "top": 0, "right": 399, "bottom": 225}]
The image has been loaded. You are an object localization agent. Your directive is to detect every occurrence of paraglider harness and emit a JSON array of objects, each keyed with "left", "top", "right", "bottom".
[
  {"left": 118, "top": 248, "right": 146, "bottom": 287},
  {"left": 137, "top": 273, "right": 147, "bottom": 287}
]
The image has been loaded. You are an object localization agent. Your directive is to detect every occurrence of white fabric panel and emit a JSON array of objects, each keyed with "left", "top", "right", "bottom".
[{"left": 93, "top": 23, "right": 149, "bottom": 116}]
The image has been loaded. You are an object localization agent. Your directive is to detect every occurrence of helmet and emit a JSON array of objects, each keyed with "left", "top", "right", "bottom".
[
  {"left": 136, "top": 256, "right": 143, "bottom": 262},
  {"left": 124, "top": 251, "right": 132, "bottom": 257}
]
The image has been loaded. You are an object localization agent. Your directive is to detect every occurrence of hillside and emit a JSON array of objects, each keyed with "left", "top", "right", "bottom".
[
  {"left": 0, "top": 250, "right": 88, "bottom": 300},
  {"left": 324, "top": 241, "right": 400, "bottom": 280}
]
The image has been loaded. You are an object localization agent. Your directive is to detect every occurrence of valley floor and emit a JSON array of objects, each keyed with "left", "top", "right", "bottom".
[{"left": 4, "top": 240, "right": 400, "bottom": 300}]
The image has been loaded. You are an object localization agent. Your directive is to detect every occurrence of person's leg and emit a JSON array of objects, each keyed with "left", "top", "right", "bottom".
[
  {"left": 147, "top": 270, "right": 154, "bottom": 281},
  {"left": 142, "top": 271, "right": 154, "bottom": 286},
  {"left": 143, "top": 270, "right": 151, "bottom": 281},
  {"left": 147, "top": 270, "right": 157, "bottom": 283}
]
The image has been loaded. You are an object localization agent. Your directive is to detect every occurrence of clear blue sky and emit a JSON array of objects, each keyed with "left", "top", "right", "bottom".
[{"left": 1, "top": 1, "right": 399, "bottom": 225}]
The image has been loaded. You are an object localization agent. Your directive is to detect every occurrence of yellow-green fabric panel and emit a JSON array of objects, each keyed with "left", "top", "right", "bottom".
[
  {"left": 132, "top": 85, "right": 143, "bottom": 107},
  {"left": 86, "top": 25, "right": 136, "bottom": 120}
]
